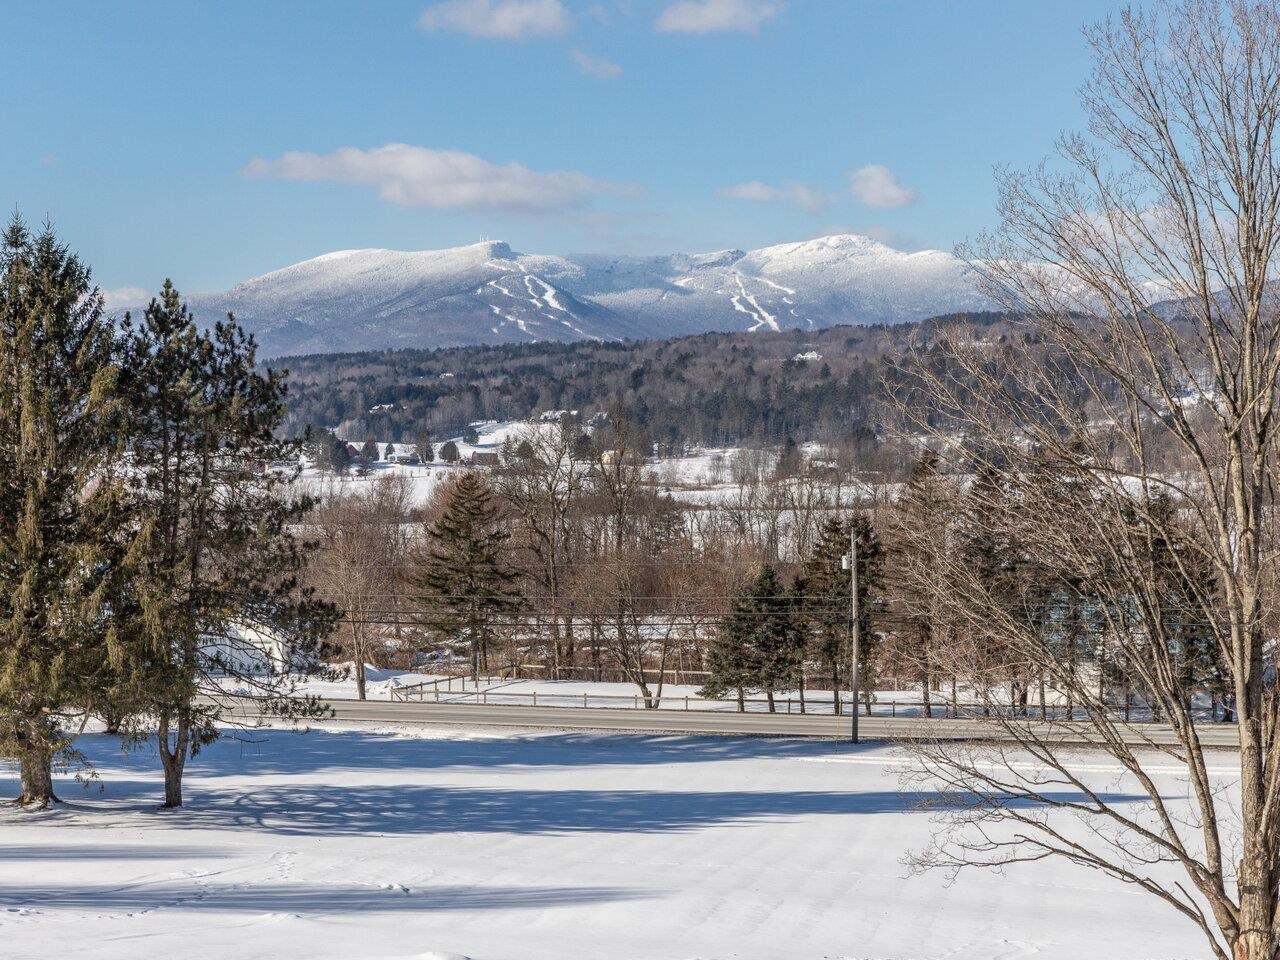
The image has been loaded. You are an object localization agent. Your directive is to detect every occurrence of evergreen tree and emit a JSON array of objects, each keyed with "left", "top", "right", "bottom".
[
  {"left": 415, "top": 430, "right": 434, "bottom": 463},
  {"left": 358, "top": 437, "right": 376, "bottom": 478},
  {"left": 411, "top": 473, "right": 520, "bottom": 678},
  {"left": 120, "top": 281, "right": 335, "bottom": 807},
  {"left": 303, "top": 425, "right": 334, "bottom": 472},
  {"left": 440, "top": 439, "right": 460, "bottom": 463},
  {"left": 331, "top": 439, "right": 352, "bottom": 474},
  {"left": 462, "top": 424, "right": 480, "bottom": 445},
  {"left": 796, "top": 514, "right": 883, "bottom": 715},
  {"left": 701, "top": 566, "right": 804, "bottom": 712},
  {"left": 0, "top": 218, "right": 143, "bottom": 806},
  {"left": 774, "top": 435, "right": 801, "bottom": 478},
  {"left": 955, "top": 462, "right": 1041, "bottom": 715},
  {"left": 384, "top": 441, "right": 396, "bottom": 459}
]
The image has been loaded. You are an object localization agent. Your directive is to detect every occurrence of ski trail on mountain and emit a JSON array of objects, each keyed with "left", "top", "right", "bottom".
[
  {"left": 525, "top": 276, "right": 567, "bottom": 313},
  {"left": 756, "top": 276, "right": 796, "bottom": 296},
  {"left": 730, "top": 275, "right": 780, "bottom": 332},
  {"left": 487, "top": 302, "right": 534, "bottom": 337}
]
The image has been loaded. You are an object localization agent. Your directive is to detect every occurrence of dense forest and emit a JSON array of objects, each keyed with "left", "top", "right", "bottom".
[{"left": 279, "top": 312, "right": 1021, "bottom": 453}]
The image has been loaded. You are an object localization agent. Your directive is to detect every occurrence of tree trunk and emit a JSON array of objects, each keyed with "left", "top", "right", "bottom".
[
  {"left": 355, "top": 656, "right": 367, "bottom": 701},
  {"left": 591, "top": 621, "right": 601, "bottom": 682},
  {"left": 1234, "top": 802, "right": 1278, "bottom": 959},
  {"left": 549, "top": 611, "right": 562, "bottom": 681},
  {"left": 736, "top": 686, "right": 745, "bottom": 712},
  {"left": 1233, "top": 929, "right": 1276, "bottom": 960},
  {"left": 13, "top": 712, "right": 58, "bottom": 807},
  {"left": 766, "top": 688, "right": 776, "bottom": 713},
  {"left": 101, "top": 707, "right": 123, "bottom": 736},
  {"left": 636, "top": 675, "right": 655, "bottom": 709},
  {"left": 16, "top": 745, "right": 55, "bottom": 807},
  {"left": 157, "top": 711, "right": 191, "bottom": 809}
]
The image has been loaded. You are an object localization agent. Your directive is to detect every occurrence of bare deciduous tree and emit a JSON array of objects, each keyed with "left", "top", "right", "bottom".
[
  {"left": 895, "top": 4, "right": 1280, "bottom": 957},
  {"left": 307, "top": 479, "right": 399, "bottom": 699},
  {"left": 495, "top": 422, "right": 585, "bottom": 678}
]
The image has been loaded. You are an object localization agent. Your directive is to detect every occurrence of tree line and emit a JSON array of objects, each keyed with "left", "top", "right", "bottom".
[
  {"left": 311, "top": 427, "right": 1225, "bottom": 723},
  {"left": 278, "top": 312, "right": 1027, "bottom": 461}
]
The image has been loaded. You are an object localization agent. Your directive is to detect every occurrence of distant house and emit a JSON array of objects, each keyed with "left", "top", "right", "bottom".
[
  {"left": 385, "top": 450, "right": 419, "bottom": 464},
  {"left": 600, "top": 449, "right": 646, "bottom": 466},
  {"left": 201, "top": 621, "right": 293, "bottom": 676},
  {"left": 468, "top": 451, "right": 500, "bottom": 467}
]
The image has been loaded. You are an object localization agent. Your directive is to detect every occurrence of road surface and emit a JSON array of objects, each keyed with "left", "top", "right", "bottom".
[{"left": 208, "top": 695, "right": 1242, "bottom": 749}]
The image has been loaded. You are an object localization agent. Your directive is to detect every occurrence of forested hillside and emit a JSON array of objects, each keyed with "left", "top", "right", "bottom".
[{"left": 280, "top": 312, "right": 1018, "bottom": 452}]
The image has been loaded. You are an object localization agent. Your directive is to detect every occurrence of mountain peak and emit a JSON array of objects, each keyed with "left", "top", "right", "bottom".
[{"left": 185, "top": 235, "right": 989, "bottom": 357}]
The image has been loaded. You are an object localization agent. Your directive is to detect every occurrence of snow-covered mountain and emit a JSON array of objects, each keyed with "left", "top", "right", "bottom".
[{"left": 173, "top": 234, "right": 990, "bottom": 358}]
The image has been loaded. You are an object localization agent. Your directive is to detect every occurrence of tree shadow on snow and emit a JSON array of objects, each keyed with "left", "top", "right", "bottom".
[
  {"left": 0, "top": 881, "right": 650, "bottom": 913},
  {"left": 0, "top": 843, "right": 226, "bottom": 860},
  {"left": 65, "top": 727, "right": 883, "bottom": 780},
  {"left": 107, "top": 784, "right": 1143, "bottom": 838}
]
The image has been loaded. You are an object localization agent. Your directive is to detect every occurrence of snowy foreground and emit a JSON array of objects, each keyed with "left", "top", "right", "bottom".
[{"left": 0, "top": 724, "right": 1214, "bottom": 960}]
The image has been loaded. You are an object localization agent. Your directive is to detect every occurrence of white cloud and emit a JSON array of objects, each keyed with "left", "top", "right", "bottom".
[
  {"left": 243, "top": 143, "right": 632, "bottom": 213},
  {"left": 722, "top": 179, "right": 826, "bottom": 211},
  {"left": 101, "top": 286, "right": 150, "bottom": 311},
  {"left": 570, "top": 48, "right": 623, "bottom": 78},
  {"left": 849, "top": 164, "right": 916, "bottom": 208},
  {"left": 418, "top": 0, "right": 572, "bottom": 40},
  {"left": 656, "top": 0, "right": 780, "bottom": 33}
]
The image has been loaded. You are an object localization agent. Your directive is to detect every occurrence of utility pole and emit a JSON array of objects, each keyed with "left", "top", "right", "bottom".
[{"left": 846, "top": 523, "right": 860, "bottom": 744}]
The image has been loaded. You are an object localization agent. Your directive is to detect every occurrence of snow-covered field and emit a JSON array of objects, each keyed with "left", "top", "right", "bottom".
[
  {"left": 0, "top": 723, "right": 1214, "bottom": 959},
  {"left": 299, "top": 420, "right": 559, "bottom": 508},
  {"left": 299, "top": 420, "right": 899, "bottom": 522}
]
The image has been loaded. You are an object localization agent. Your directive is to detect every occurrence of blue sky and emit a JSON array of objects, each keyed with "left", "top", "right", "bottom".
[{"left": 1, "top": 0, "right": 1120, "bottom": 299}]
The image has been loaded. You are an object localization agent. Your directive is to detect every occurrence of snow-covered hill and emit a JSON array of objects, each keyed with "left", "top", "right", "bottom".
[{"left": 171, "top": 234, "right": 990, "bottom": 357}]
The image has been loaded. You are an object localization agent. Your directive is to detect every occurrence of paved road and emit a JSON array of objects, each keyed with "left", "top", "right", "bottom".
[{"left": 209, "top": 695, "right": 1242, "bottom": 749}]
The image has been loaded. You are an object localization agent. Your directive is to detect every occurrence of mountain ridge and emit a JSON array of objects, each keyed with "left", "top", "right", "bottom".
[{"left": 161, "top": 234, "right": 990, "bottom": 357}]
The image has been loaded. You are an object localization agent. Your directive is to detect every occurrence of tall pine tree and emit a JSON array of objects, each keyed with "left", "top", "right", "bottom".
[
  {"left": 796, "top": 514, "right": 883, "bottom": 715},
  {"left": 412, "top": 473, "right": 521, "bottom": 678},
  {"left": 0, "top": 218, "right": 144, "bottom": 806},
  {"left": 121, "top": 281, "right": 334, "bottom": 807}
]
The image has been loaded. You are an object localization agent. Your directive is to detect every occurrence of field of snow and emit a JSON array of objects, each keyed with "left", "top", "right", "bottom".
[
  {"left": 0, "top": 723, "right": 1217, "bottom": 959},
  {"left": 299, "top": 461, "right": 459, "bottom": 509},
  {"left": 299, "top": 420, "right": 546, "bottom": 508},
  {"left": 301, "top": 424, "right": 893, "bottom": 520}
]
